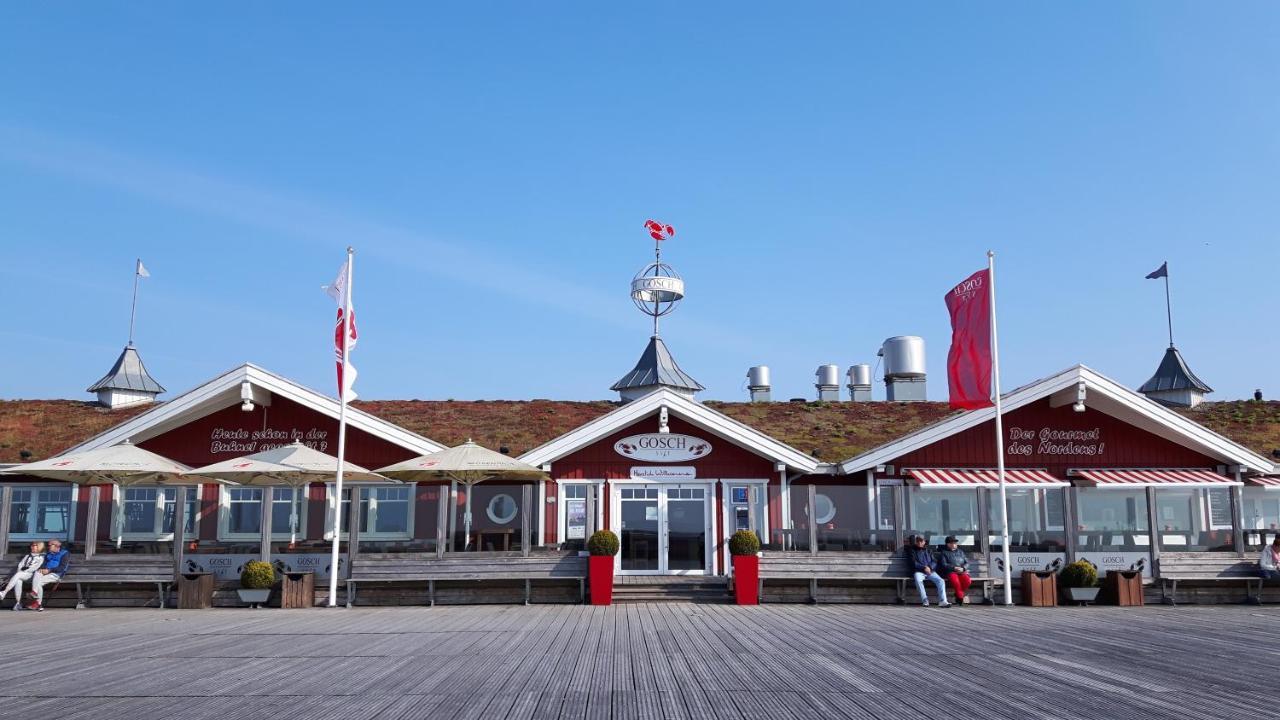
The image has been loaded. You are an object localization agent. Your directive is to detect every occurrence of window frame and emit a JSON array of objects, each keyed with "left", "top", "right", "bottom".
[
  {"left": 6, "top": 484, "right": 79, "bottom": 541},
  {"left": 323, "top": 483, "right": 416, "bottom": 541},
  {"left": 557, "top": 480, "right": 604, "bottom": 546},
  {"left": 217, "top": 485, "right": 308, "bottom": 541},
  {"left": 114, "top": 485, "right": 202, "bottom": 541}
]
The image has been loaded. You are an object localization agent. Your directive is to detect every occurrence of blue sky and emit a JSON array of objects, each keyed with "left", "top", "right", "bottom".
[{"left": 1, "top": 3, "right": 1276, "bottom": 403}]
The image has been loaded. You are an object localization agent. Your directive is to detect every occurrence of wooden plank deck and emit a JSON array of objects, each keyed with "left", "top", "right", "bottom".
[{"left": 0, "top": 604, "right": 1275, "bottom": 719}]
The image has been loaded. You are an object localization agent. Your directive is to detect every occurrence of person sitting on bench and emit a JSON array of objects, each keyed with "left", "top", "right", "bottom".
[
  {"left": 31, "top": 539, "right": 69, "bottom": 612},
  {"left": 909, "top": 535, "right": 950, "bottom": 607},
  {"left": 0, "top": 541, "right": 45, "bottom": 609},
  {"left": 1260, "top": 536, "right": 1280, "bottom": 581},
  {"left": 936, "top": 535, "right": 972, "bottom": 605}
]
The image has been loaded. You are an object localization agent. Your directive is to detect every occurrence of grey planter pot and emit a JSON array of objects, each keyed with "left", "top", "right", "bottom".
[
  {"left": 1066, "top": 587, "right": 1101, "bottom": 605},
  {"left": 237, "top": 588, "right": 272, "bottom": 608}
]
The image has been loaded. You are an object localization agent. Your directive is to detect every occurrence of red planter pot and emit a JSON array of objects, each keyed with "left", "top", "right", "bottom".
[
  {"left": 732, "top": 554, "right": 760, "bottom": 605},
  {"left": 589, "top": 555, "right": 615, "bottom": 605}
]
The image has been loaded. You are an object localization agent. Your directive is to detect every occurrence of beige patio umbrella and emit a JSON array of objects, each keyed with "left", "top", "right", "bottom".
[
  {"left": 184, "top": 441, "right": 392, "bottom": 544},
  {"left": 0, "top": 440, "right": 200, "bottom": 551},
  {"left": 376, "top": 440, "right": 546, "bottom": 551}
]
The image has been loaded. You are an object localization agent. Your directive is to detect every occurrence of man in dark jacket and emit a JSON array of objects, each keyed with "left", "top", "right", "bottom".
[
  {"left": 909, "top": 535, "right": 950, "bottom": 607},
  {"left": 936, "top": 536, "right": 972, "bottom": 605},
  {"left": 32, "top": 539, "right": 69, "bottom": 612}
]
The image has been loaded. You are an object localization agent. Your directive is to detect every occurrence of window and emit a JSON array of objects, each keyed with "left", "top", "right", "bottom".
[
  {"left": 1153, "top": 488, "right": 1234, "bottom": 552},
  {"left": 326, "top": 485, "right": 415, "bottom": 540},
  {"left": 1243, "top": 487, "right": 1280, "bottom": 547},
  {"left": 1075, "top": 488, "right": 1149, "bottom": 551},
  {"left": 907, "top": 487, "right": 979, "bottom": 550},
  {"left": 9, "top": 487, "right": 75, "bottom": 538},
  {"left": 789, "top": 483, "right": 886, "bottom": 551},
  {"left": 118, "top": 486, "right": 199, "bottom": 539},
  {"left": 987, "top": 488, "right": 1067, "bottom": 552},
  {"left": 559, "top": 482, "right": 601, "bottom": 551},
  {"left": 220, "top": 486, "right": 306, "bottom": 539},
  {"left": 455, "top": 483, "right": 526, "bottom": 552}
]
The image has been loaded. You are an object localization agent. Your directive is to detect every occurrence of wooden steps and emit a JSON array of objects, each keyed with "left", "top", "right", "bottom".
[{"left": 611, "top": 576, "right": 730, "bottom": 603}]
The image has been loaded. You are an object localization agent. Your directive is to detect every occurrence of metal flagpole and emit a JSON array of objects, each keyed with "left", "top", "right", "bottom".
[
  {"left": 988, "top": 250, "right": 1013, "bottom": 605},
  {"left": 328, "top": 247, "right": 354, "bottom": 607},
  {"left": 1163, "top": 265, "right": 1174, "bottom": 347},
  {"left": 128, "top": 259, "right": 142, "bottom": 346}
]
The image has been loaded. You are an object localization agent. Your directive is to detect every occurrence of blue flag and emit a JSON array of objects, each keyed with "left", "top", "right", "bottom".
[{"left": 1145, "top": 261, "right": 1167, "bottom": 280}]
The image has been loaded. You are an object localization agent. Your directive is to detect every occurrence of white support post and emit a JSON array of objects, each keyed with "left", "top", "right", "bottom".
[
  {"left": 327, "top": 246, "right": 354, "bottom": 608},
  {"left": 988, "top": 250, "right": 1013, "bottom": 606}
]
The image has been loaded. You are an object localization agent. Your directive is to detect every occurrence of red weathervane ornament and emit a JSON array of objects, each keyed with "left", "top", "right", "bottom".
[{"left": 644, "top": 219, "right": 675, "bottom": 242}]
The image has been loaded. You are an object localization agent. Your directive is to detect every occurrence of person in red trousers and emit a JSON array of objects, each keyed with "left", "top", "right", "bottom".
[{"left": 936, "top": 536, "right": 973, "bottom": 605}]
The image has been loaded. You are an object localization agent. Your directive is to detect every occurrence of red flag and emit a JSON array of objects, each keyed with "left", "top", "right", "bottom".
[
  {"left": 324, "top": 261, "right": 358, "bottom": 401},
  {"left": 945, "top": 269, "right": 993, "bottom": 410}
]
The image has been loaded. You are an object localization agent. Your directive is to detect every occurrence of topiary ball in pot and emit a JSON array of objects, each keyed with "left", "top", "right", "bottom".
[
  {"left": 728, "top": 530, "right": 761, "bottom": 556},
  {"left": 1058, "top": 560, "right": 1098, "bottom": 589},
  {"left": 240, "top": 560, "right": 276, "bottom": 589},
  {"left": 587, "top": 529, "right": 619, "bottom": 557}
]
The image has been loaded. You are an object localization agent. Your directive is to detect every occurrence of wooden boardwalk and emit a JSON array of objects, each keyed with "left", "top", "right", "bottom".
[{"left": 0, "top": 604, "right": 1275, "bottom": 719}]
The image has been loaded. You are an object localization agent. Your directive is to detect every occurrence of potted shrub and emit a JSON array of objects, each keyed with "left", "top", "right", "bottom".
[
  {"left": 729, "top": 530, "right": 761, "bottom": 605},
  {"left": 238, "top": 560, "right": 275, "bottom": 608},
  {"left": 587, "top": 530, "right": 619, "bottom": 606},
  {"left": 1059, "top": 560, "right": 1101, "bottom": 605}
]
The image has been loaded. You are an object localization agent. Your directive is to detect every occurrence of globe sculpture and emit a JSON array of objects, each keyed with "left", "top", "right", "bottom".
[{"left": 630, "top": 221, "right": 684, "bottom": 335}]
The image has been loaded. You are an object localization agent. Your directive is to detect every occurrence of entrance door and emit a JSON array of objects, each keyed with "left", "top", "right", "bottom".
[{"left": 616, "top": 484, "right": 709, "bottom": 575}]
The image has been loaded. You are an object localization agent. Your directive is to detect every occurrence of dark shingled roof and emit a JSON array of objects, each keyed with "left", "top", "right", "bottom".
[
  {"left": 86, "top": 346, "right": 166, "bottom": 394},
  {"left": 610, "top": 335, "right": 704, "bottom": 394},
  {"left": 1139, "top": 346, "right": 1213, "bottom": 394}
]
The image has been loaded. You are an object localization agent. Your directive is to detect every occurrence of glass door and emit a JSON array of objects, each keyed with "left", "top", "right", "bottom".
[
  {"left": 616, "top": 484, "right": 709, "bottom": 575},
  {"left": 620, "top": 487, "right": 660, "bottom": 572},
  {"left": 666, "top": 486, "right": 707, "bottom": 574}
]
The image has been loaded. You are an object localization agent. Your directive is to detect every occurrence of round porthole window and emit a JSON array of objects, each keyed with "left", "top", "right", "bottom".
[
  {"left": 814, "top": 493, "right": 836, "bottom": 525},
  {"left": 486, "top": 493, "right": 518, "bottom": 524}
]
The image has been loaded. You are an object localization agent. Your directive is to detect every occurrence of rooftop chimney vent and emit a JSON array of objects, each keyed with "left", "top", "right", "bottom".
[
  {"left": 815, "top": 364, "right": 840, "bottom": 402},
  {"left": 846, "top": 364, "right": 872, "bottom": 402},
  {"left": 880, "top": 336, "right": 927, "bottom": 402},
  {"left": 746, "top": 365, "right": 771, "bottom": 403}
]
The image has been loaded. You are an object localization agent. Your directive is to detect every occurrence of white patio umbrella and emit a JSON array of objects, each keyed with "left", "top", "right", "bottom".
[
  {"left": 184, "top": 441, "right": 392, "bottom": 543},
  {"left": 376, "top": 440, "right": 545, "bottom": 550},
  {"left": 0, "top": 440, "right": 198, "bottom": 549}
]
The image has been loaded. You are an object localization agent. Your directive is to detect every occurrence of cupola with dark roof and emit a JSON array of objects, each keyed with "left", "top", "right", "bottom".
[
  {"left": 611, "top": 335, "right": 704, "bottom": 402},
  {"left": 1138, "top": 345, "right": 1212, "bottom": 408},
  {"left": 87, "top": 345, "right": 165, "bottom": 409}
]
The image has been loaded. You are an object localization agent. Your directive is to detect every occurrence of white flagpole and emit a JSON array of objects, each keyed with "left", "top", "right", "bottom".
[
  {"left": 988, "top": 250, "right": 1013, "bottom": 605},
  {"left": 128, "top": 259, "right": 142, "bottom": 346},
  {"left": 328, "top": 246, "right": 354, "bottom": 607}
]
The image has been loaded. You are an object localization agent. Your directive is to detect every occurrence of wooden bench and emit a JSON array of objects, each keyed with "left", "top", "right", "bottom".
[
  {"left": 346, "top": 552, "right": 588, "bottom": 607},
  {"left": 0, "top": 555, "right": 175, "bottom": 609},
  {"left": 757, "top": 550, "right": 997, "bottom": 604},
  {"left": 65, "top": 554, "right": 174, "bottom": 609},
  {"left": 1158, "top": 552, "right": 1266, "bottom": 605}
]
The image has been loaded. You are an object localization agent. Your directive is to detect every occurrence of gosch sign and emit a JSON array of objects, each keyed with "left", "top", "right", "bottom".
[{"left": 614, "top": 433, "right": 712, "bottom": 462}]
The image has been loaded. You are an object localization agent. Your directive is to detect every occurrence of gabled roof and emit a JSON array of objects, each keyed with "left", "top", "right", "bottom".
[
  {"left": 610, "top": 335, "right": 704, "bottom": 393},
  {"left": 86, "top": 345, "right": 165, "bottom": 394},
  {"left": 839, "top": 364, "right": 1274, "bottom": 475},
  {"left": 520, "top": 387, "right": 823, "bottom": 473},
  {"left": 1139, "top": 346, "right": 1213, "bottom": 394},
  {"left": 66, "top": 363, "right": 446, "bottom": 456}
]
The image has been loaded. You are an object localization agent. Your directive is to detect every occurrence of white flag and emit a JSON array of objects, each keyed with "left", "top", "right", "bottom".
[
  {"left": 136, "top": 259, "right": 150, "bottom": 278},
  {"left": 324, "top": 261, "right": 357, "bottom": 401}
]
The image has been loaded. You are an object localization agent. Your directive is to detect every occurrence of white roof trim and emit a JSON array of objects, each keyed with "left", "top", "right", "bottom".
[
  {"left": 519, "top": 388, "right": 823, "bottom": 473},
  {"left": 839, "top": 364, "right": 1276, "bottom": 475},
  {"left": 65, "top": 363, "right": 446, "bottom": 456}
]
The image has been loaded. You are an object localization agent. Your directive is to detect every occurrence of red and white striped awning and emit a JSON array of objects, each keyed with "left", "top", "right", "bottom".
[
  {"left": 1248, "top": 476, "right": 1280, "bottom": 490},
  {"left": 905, "top": 468, "right": 1067, "bottom": 488},
  {"left": 1070, "top": 468, "right": 1240, "bottom": 488}
]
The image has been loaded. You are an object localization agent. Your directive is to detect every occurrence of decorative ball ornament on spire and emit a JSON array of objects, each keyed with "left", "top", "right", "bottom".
[{"left": 630, "top": 220, "right": 684, "bottom": 335}]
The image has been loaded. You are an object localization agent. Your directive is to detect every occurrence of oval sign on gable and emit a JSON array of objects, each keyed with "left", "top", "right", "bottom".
[{"left": 613, "top": 433, "right": 712, "bottom": 462}]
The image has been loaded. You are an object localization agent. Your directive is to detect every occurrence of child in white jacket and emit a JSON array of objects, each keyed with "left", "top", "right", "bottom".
[
  {"left": 1261, "top": 537, "right": 1280, "bottom": 581},
  {"left": 0, "top": 541, "right": 45, "bottom": 608}
]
